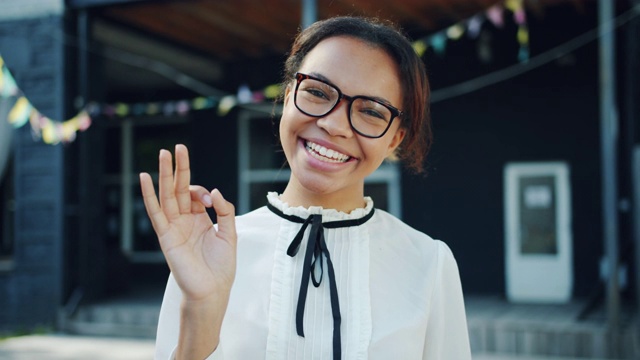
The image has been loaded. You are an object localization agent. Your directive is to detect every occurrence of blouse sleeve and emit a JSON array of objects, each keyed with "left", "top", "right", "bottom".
[
  {"left": 422, "top": 241, "right": 472, "bottom": 360},
  {"left": 154, "top": 273, "right": 224, "bottom": 360}
]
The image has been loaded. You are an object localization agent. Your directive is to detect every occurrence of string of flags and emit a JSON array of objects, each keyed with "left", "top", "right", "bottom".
[
  {"left": 1, "top": 0, "right": 528, "bottom": 145},
  {"left": 1, "top": 56, "right": 92, "bottom": 145},
  {"left": 0, "top": 55, "right": 283, "bottom": 145},
  {"left": 410, "top": 0, "right": 529, "bottom": 62}
]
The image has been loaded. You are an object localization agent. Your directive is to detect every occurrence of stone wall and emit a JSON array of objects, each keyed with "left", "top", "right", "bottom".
[{"left": 0, "top": 12, "right": 66, "bottom": 332}]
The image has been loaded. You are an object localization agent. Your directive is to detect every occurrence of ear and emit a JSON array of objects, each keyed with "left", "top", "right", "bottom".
[{"left": 386, "top": 127, "right": 406, "bottom": 157}]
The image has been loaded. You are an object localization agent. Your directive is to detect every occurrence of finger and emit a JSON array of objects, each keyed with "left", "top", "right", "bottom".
[
  {"left": 174, "top": 144, "right": 192, "bottom": 214},
  {"left": 190, "top": 186, "right": 211, "bottom": 213},
  {"left": 191, "top": 199, "right": 206, "bottom": 214},
  {"left": 210, "top": 189, "right": 237, "bottom": 245},
  {"left": 158, "top": 149, "right": 181, "bottom": 220},
  {"left": 190, "top": 185, "right": 213, "bottom": 208},
  {"left": 139, "top": 172, "right": 169, "bottom": 236}
]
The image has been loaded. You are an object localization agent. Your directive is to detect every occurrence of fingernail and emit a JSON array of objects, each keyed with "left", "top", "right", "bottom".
[
  {"left": 202, "top": 194, "right": 213, "bottom": 207},
  {"left": 213, "top": 188, "right": 224, "bottom": 199}
]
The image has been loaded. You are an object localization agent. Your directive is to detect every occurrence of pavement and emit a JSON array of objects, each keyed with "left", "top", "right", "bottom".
[
  {"left": 0, "top": 333, "right": 616, "bottom": 360},
  {"left": 0, "top": 334, "right": 155, "bottom": 360}
]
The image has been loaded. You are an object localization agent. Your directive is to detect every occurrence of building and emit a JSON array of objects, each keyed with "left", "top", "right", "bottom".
[{"left": 1, "top": 0, "right": 639, "bottom": 357}]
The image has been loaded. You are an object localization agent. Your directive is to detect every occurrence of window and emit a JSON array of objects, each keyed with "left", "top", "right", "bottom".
[{"left": 104, "top": 115, "right": 189, "bottom": 263}]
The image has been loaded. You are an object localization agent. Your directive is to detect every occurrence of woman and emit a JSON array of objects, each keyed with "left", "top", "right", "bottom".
[{"left": 141, "top": 16, "right": 471, "bottom": 360}]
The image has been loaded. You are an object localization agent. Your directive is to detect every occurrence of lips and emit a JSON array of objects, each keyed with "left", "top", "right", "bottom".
[{"left": 304, "top": 140, "right": 351, "bottom": 163}]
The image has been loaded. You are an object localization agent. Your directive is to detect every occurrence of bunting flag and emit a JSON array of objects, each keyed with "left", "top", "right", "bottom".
[
  {"left": 466, "top": 15, "right": 484, "bottom": 39},
  {"left": 0, "top": 57, "right": 18, "bottom": 98},
  {"left": 2, "top": 0, "right": 529, "bottom": 145},
  {"left": 486, "top": 4, "right": 505, "bottom": 28},
  {"left": 8, "top": 97, "right": 31, "bottom": 128},
  {"left": 411, "top": 0, "right": 529, "bottom": 62}
]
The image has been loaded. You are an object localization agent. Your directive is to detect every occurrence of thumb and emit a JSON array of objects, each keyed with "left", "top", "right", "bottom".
[{"left": 210, "top": 188, "right": 237, "bottom": 244}]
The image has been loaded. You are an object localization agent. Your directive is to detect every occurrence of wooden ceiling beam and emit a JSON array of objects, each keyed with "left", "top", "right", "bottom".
[
  {"left": 168, "top": 3, "right": 269, "bottom": 44},
  {"left": 106, "top": 4, "right": 261, "bottom": 59},
  {"left": 103, "top": 6, "right": 232, "bottom": 59},
  {"left": 195, "top": 0, "right": 295, "bottom": 53},
  {"left": 162, "top": 4, "right": 264, "bottom": 57},
  {"left": 387, "top": 0, "right": 439, "bottom": 30}
]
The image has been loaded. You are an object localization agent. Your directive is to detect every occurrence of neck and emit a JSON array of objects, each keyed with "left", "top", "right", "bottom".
[{"left": 280, "top": 181, "right": 366, "bottom": 213}]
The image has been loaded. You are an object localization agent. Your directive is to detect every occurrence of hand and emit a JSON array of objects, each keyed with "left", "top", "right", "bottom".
[{"left": 139, "top": 144, "right": 237, "bottom": 303}]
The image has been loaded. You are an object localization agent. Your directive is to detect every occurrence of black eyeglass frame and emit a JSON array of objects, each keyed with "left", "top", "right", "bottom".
[{"left": 293, "top": 72, "right": 403, "bottom": 139}]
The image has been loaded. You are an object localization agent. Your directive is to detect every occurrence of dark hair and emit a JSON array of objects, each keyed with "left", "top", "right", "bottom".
[{"left": 282, "top": 16, "right": 431, "bottom": 173}]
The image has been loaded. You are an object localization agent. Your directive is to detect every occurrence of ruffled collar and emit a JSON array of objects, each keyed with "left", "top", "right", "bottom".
[{"left": 266, "top": 192, "right": 374, "bottom": 222}]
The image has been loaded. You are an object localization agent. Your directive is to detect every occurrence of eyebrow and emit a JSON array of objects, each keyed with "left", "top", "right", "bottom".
[{"left": 307, "top": 71, "right": 397, "bottom": 108}]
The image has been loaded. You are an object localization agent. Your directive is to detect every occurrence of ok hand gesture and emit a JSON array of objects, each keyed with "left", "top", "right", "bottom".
[{"left": 139, "top": 144, "right": 237, "bottom": 303}]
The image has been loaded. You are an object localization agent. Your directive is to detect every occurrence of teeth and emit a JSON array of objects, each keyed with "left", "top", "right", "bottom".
[{"left": 305, "top": 141, "right": 350, "bottom": 163}]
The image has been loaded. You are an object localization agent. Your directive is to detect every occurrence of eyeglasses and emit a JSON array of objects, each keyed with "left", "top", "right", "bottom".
[{"left": 293, "top": 72, "right": 403, "bottom": 138}]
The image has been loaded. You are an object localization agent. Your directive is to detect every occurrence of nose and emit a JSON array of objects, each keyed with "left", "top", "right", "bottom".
[{"left": 316, "top": 98, "right": 354, "bottom": 138}]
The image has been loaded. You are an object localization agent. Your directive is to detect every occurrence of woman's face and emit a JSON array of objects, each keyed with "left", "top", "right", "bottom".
[{"left": 279, "top": 36, "right": 406, "bottom": 211}]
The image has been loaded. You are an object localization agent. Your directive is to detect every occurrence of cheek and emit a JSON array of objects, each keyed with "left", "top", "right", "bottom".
[
  {"left": 278, "top": 115, "right": 285, "bottom": 136},
  {"left": 359, "top": 139, "right": 389, "bottom": 160},
  {"left": 364, "top": 135, "right": 401, "bottom": 161},
  {"left": 280, "top": 99, "right": 305, "bottom": 136},
  {"left": 278, "top": 109, "right": 297, "bottom": 147},
  {"left": 278, "top": 119, "right": 293, "bottom": 160}
]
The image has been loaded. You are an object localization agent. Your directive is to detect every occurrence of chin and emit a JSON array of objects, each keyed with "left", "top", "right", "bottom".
[{"left": 297, "top": 175, "right": 339, "bottom": 195}]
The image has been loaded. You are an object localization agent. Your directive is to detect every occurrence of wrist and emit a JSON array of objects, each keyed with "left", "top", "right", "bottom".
[{"left": 176, "top": 294, "right": 229, "bottom": 359}]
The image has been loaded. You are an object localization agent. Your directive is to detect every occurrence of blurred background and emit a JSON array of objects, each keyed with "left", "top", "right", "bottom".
[{"left": 0, "top": 0, "right": 639, "bottom": 358}]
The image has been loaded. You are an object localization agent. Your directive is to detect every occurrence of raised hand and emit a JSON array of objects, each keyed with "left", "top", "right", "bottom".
[{"left": 139, "top": 144, "right": 237, "bottom": 303}]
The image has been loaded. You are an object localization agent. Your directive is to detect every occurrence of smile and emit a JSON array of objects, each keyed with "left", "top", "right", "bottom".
[{"left": 305, "top": 140, "right": 351, "bottom": 163}]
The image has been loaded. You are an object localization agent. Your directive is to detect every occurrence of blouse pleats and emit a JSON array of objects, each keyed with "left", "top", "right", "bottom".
[{"left": 267, "top": 215, "right": 372, "bottom": 359}]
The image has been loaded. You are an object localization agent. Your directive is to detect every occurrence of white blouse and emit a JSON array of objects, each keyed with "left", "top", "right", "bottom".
[{"left": 155, "top": 193, "right": 471, "bottom": 359}]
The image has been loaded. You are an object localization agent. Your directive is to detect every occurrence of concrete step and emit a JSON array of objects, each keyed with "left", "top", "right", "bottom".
[
  {"left": 466, "top": 296, "right": 639, "bottom": 359},
  {"left": 60, "top": 288, "right": 162, "bottom": 339},
  {"left": 468, "top": 320, "right": 639, "bottom": 359},
  {"left": 473, "top": 353, "right": 612, "bottom": 360}
]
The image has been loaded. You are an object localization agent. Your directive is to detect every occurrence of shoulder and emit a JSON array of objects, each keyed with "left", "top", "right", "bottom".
[
  {"left": 367, "top": 210, "right": 463, "bottom": 312},
  {"left": 369, "top": 209, "right": 456, "bottom": 263},
  {"left": 236, "top": 206, "right": 277, "bottom": 228},
  {"left": 235, "top": 205, "right": 272, "bottom": 224},
  {"left": 233, "top": 206, "right": 278, "bottom": 237},
  {"left": 370, "top": 209, "right": 436, "bottom": 244}
]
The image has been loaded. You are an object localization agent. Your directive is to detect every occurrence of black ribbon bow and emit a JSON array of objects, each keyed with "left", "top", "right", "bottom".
[{"left": 267, "top": 203, "right": 375, "bottom": 360}]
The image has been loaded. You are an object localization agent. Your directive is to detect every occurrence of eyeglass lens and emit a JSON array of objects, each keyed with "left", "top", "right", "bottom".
[{"left": 296, "top": 78, "right": 393, "bottom": 137}]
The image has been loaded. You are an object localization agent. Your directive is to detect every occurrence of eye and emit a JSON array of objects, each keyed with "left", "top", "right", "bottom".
[
  {"left": 354, "top": 99, "right": 391, "bottom": 122},
  {"left": 303, "top": 87, "right": 330, "bottom": 100},
  {"left": 360, "top": 108, "right": 386, "bottom": 120}
]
